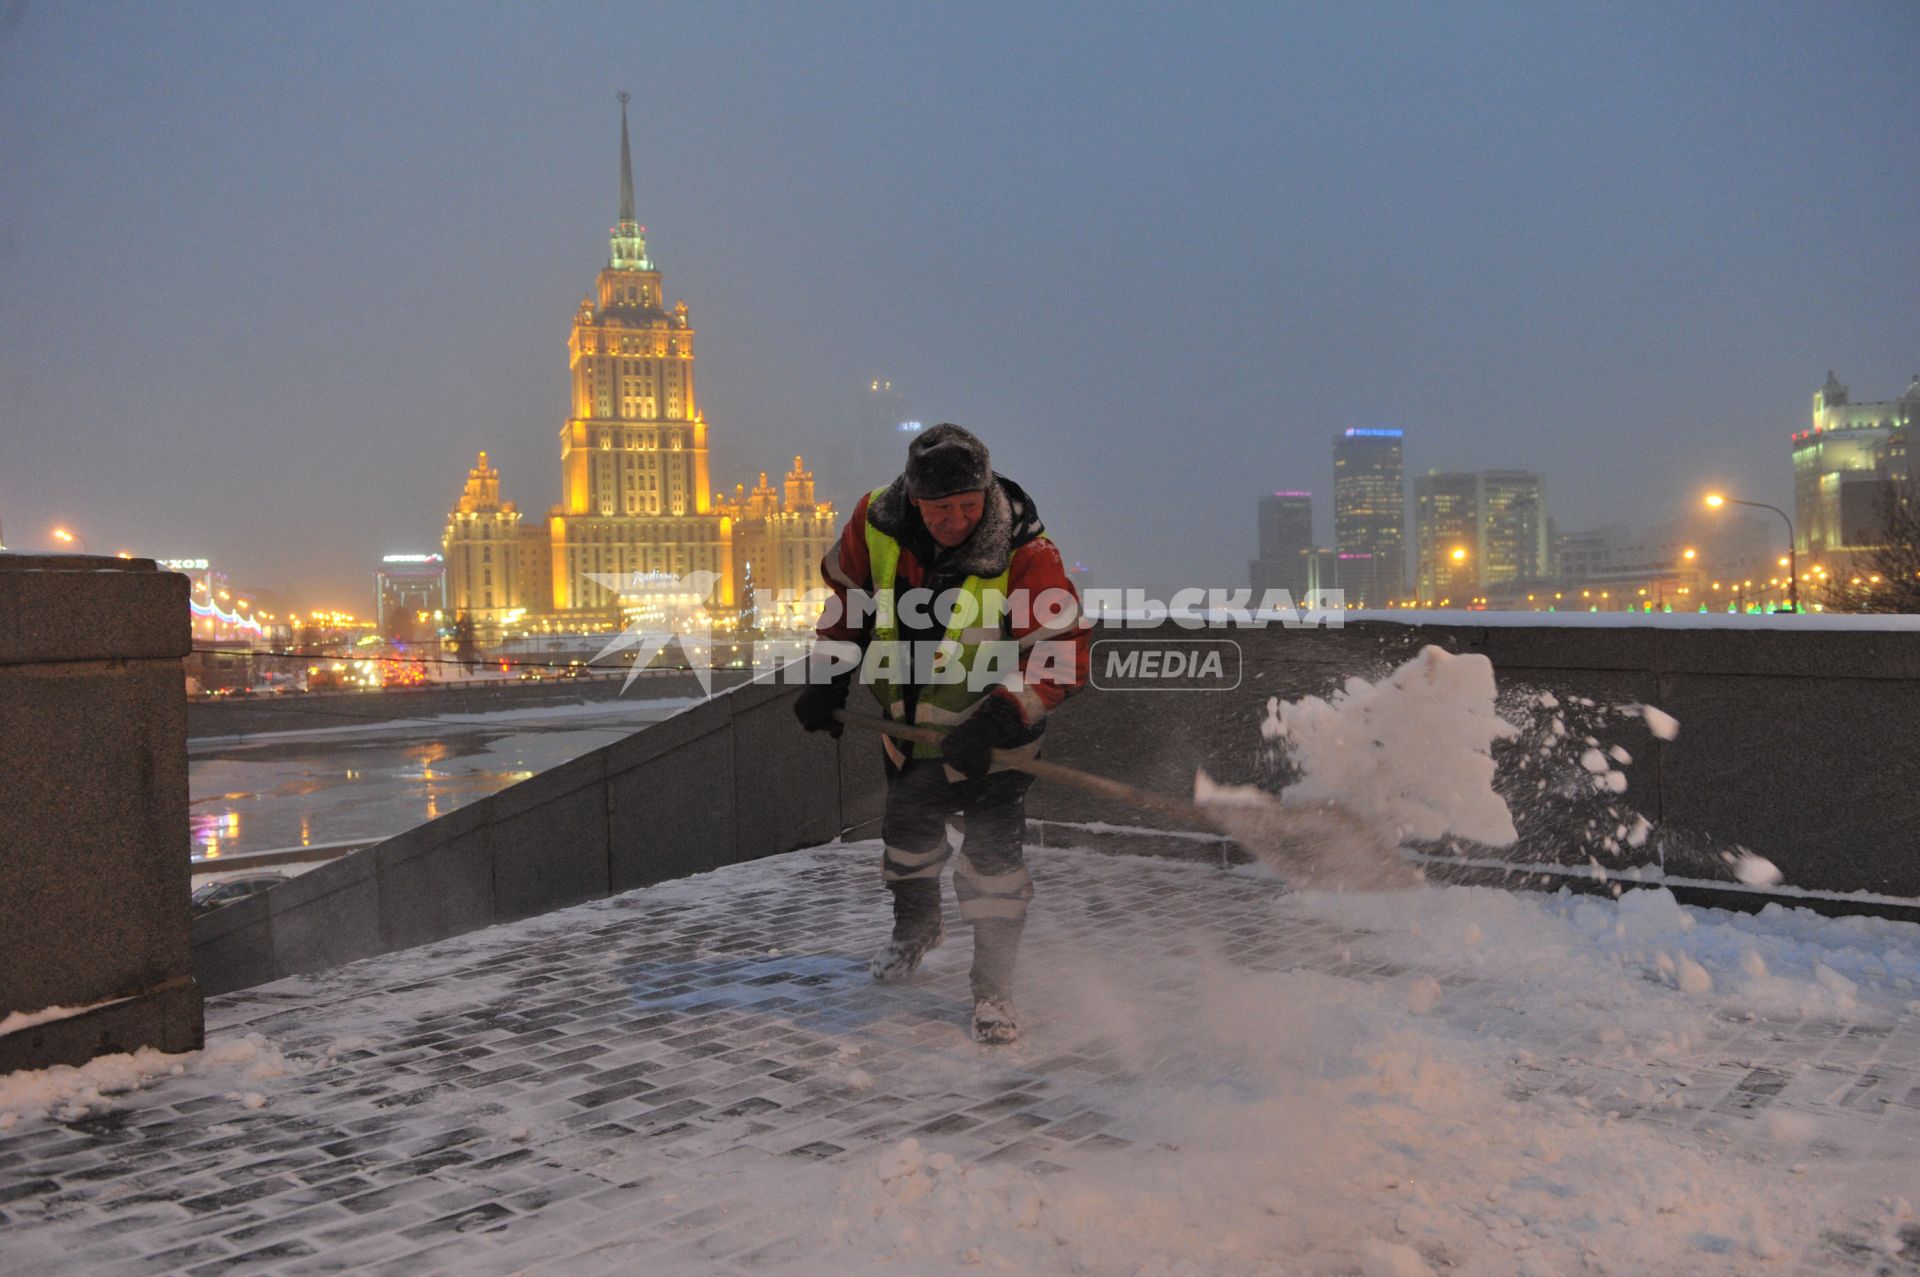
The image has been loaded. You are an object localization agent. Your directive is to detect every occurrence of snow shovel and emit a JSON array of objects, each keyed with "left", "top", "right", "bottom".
[{"left": 831, "top": 709, "right": 1418, "bottom": 889}]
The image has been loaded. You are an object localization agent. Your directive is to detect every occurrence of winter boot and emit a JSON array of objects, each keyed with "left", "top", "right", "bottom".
[
  {"left": 968, "top": 916, "right": 1024, "bottom": 1043},
  {"left": 869, "top": 923, "right": 944, "bottom": 983},
  {"left": 870, "top": 878, "right": 944, "bottom": 983},
  {"left": 971, "top": 997, "right": 1019, "bottom": 1045}
]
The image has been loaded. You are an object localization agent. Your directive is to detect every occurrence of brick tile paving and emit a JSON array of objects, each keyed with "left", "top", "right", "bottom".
[{"left": 0, "top": 844, "right": 1916, "bottom": 1274}]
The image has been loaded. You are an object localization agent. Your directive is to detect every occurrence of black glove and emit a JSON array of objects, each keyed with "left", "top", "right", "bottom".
[
  {"left": 940, "top": 695, "right": 1026, "bottom": 780},
  {"left": 793, "top": 671, "right": 853, "bottom": 737}
]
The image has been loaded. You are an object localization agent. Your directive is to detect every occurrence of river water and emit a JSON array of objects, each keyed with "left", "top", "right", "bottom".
[{"left": 186, "top": 699, "right": 696, "bottom": 860}]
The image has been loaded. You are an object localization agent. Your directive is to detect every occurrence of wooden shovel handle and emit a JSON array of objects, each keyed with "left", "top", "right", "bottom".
[{"left": 830, "top": 708, "right": 1210, "bottom": 826}]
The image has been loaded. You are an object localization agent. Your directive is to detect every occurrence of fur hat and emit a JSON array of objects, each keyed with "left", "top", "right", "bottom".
[{"left": 905, "top": 423, "right": 992, "bottom": 499}]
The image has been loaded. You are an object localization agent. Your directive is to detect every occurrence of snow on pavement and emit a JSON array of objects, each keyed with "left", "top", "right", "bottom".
[
  {"left": 2, "top": 844, "right": 1916, "bottom": 1276},
  {"left": 5, "top": 645, "right": 1915, "bottom": 1273}
]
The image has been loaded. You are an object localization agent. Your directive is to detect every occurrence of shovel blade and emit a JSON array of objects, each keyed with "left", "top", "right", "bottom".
[{"left": 1202, "top": 797, "right": 1421, "bottom": 891}]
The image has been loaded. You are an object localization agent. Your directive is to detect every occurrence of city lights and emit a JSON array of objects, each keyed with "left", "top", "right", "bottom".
[{"left": 1704, "top": 491, "right": 1798, "bottom": 613}]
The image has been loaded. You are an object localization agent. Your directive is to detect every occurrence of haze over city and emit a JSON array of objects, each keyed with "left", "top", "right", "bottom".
[{"left": 2, "top": 0, "right": 1916, "bottom": 608}]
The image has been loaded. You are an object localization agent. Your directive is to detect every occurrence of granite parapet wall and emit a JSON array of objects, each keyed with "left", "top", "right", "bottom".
[
  {"left": 193, "top": 617, "right": 1920, "bottom": 994},
  {"left": 1, "top": 554, "right": 205, "bottom": 1072},
  {"left": 1033, "top": 618, "right": 1920, "bottom": 899},
  {"left": 191, "top": 677, "right": 885, "bottom": 995}
]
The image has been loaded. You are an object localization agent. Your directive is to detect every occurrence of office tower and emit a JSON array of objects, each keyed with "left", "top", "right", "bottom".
[
  {"left": 1333, "top": 429, "right": 1405, "bottom": 607},
  {"left": 1792, "top": 372, "right": 1919, "bottom": 559},
  {"left": 1250, "top": 491, "right": 1314, "bottom": 599},
  {"left": 1413, "top": 470, "right": 1548, "bottom": 604}
]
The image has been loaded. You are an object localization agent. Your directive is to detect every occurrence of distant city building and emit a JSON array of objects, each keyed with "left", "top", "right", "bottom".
[
  {"left": 1545, "top": 511, "right": 1783, "bottom": 612},
  {"left": 1333, "top": 429, "right": 1405, "bottom": 607},
  {"left": 440, "top": 96, "right": 834, "bottom": 640},
  {"left": 1249, "top": 491, "right": 1315, "bottom": 599},
  {"left": 1413, "top": 470, "right": 1547, "bottom": 605},
  {"left": 443, "top": 452, "right": 525, "bottom": 636},
  {"left": 374, "top": 554, "right": 446, "bottom": 643},
  {"left": 160, "top": 557, "right": 267, "bottom": 647},
  {"left": 1412, "top": 473, "right": 1478, "bottom": 605},
  {"left": 715, "top": 457, "right": 840, "bottom": 632},
  {"left": 1791, "top": 371, "right": 1919, "bottom": 561},
  {"left": 1301, "top": 546, "right": 1337, "bottom": 599}
]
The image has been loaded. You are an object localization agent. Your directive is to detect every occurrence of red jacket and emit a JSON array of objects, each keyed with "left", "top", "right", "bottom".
[{"left": 817, "top": 474, "right": 1090, "bottom": 725}]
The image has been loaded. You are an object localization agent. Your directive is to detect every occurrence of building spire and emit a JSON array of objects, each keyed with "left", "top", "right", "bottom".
[
  {"left": 610, "top": 91, "right": 651, "bottom": 272},
  {"left": 618, "top": 91, "right": 635, "bottom": 224}
]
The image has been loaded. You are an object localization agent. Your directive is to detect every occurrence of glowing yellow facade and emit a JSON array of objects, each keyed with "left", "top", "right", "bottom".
[
  {"left": 442, "top": 96, "right": 832, "bottom": 636},
  {"left": 714, "top": 457, "right": 841, "bottom": 632},
  {"left": 442, "top": 451, "right": 524, "bottom": 634}
]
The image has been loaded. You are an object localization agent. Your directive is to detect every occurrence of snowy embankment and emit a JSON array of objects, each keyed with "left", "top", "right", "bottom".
[
  {"left": 5, "top": 644, "right": 1915, "bottom": 1274},
  {"left": 4, "top": 859, "right": 1916, "bottom": 1275}
]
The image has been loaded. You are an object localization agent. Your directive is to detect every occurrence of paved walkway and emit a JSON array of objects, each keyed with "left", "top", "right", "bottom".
[{"left": 2, "top": 844, "right": 1917, "bottom": 1276}]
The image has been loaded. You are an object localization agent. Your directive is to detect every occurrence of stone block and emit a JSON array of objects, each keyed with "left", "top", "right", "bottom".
[
  {"left": 1656, "top": 671, "right": 1920, "bottom": 896},
  {"left": 837, "top": 732, "right": 887, "bottom": 840},
  {"left": 0, "top": 556, "right": 202, "bottom": 1067},
  {"left": 0, "top": 979, "right": 203, "bottom": 1074},
  {"left": 732, "top": 692, "right": 840, "bottom": 861},
  {"left": 190, "top": 892, "right": 277, "bottom": 996},
  {"left": 1449, "top": 623, "right": 1666, "bottom": 674},
  {"left": 0, "top": 660, "right": 192, "bottom": 1014},
  {"left": 268, "top": 850, "right": 384, "bottom": 980},
  {"left": 599, "top": 693, "right": 728, "bottom": 773},
  {"left": 0, "top": 555, "right": 190, "bottom": 665},
  {"left": 375, "top": 808, "right": 494, "bottom": 954},
  {"left": 608, "top": 722, "right": 735, "bottom": 891},
  {"left": 490, "top": 759, "right": 611, "bottom": 924},
  {"left": 1654, "top": 626, "right": 1920, "bottom": 680}
]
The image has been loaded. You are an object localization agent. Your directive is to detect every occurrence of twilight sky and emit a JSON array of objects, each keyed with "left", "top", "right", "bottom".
[{"left": 2, "top": 0, "right": 1916, "bottom": 607}]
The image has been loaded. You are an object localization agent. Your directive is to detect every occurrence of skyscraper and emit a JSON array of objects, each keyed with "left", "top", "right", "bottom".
[
  {"left": 1791, "top": 372, "right": 1917, "bottom": 561},
  {"left": 546, "top": 92, "right": 731, "bottom": 620},
  {"left": 1249, "top": 491, "right": 1314, "bottom": 599},
  {"left": 1413, "top": 470, "right": 1548, "bottom": 604},
  {"left": 441, "top": 96, "right": 833, "bottom": 638},
  {"left": 1333, "top": 429, "right": 1405, "bottom": 607}
]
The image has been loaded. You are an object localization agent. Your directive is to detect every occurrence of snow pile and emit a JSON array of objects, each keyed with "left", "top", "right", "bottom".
[
  {"left": 1305, "top": 882, "right": 1920, "bottom": 1029},
  {"left": 1262, "top": 645, "right": 1519, "bottom": 847},
  {"left": 0, "top": 1032, "right": 304, "bottom": 1128},
  {"left": 807, "top": 876, "right": 1920, "bottom": 1275}
]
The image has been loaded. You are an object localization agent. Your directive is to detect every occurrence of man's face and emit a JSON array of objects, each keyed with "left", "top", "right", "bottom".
[{"left": 913, "top": 491, "right": 987, "bottom": 548}]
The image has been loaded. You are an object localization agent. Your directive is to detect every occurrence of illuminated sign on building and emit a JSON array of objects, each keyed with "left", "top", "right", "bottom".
[
  {"left": 160, "top": 558, "right": 211, "bottom": 571},
  {"left": 1343, "top": 428, "right": 1404, "bottom": 439},
  {"left": 382, "top": 554, "right": 444, "bottom": 565}
]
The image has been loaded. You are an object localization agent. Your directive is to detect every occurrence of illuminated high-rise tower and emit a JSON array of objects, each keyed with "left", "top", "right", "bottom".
[
  {"left": 1333, "top": 428, "right": 1406, "bottom": 607},
  {"left": 443, "top": 451, "right": 524, "bottom": 634},
  {"left": 546, "top": 92, "right": 732, "bottom": 619},
  {"left": 442, "top": 96, "right": 833, "bottom": 639},
  {"left": 1412, "top": 470, "right": 1548, "bottom": 605}
]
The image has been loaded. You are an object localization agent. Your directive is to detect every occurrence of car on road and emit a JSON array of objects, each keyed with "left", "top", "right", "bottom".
[{"left": 190, "top": 872, "right": 288, "bottom": 915}]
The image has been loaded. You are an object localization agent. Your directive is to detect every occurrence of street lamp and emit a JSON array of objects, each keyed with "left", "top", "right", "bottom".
[
  {"left": 50, "top": 527, "right": 88, "bottom": 553},
  {"left": 1705, "top": 493, "right": 1798, "bottom": 613}
]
